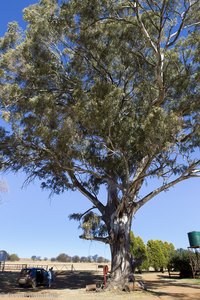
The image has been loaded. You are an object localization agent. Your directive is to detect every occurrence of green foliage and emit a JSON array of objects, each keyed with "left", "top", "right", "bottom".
[
  {"left": 146, "top": 240, "right": 175, "bottom": 271},
  {"left": 0, "top": 0, "right": 199, "bottom": 199},
  {"left": 159, "top": 241, "right": 176, "bottom": 270},
  {"left": 130, "top": 233, "right": 175, "bottom": 272},
  {"left": 56, "top": 253, "right": 70, "bottom": 262},
  {"left": 130, "top": 231, "right": 148, "bottom": 271},
  {"left": 147, "top": 240, "right": 166, "bottom": 271},
  {"left": 169, "top": 249, "right": 193, "bottom": 278},
  {"left": 69, "top": 211, "right": 107, "bottom": 239},
  {"left": 0, "top": 1, "right": 199, "bottom": 280},
  {"left": 8, "top": 253, "right": 20, "bottom": 262}
]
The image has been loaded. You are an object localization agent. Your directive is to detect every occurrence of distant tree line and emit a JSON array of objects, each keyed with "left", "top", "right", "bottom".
[
  {"left": 7, "top": 253, "right": 20, "bottom": 261},
  {"left": 30, "top": 254, "right": 109, "bottom": 264},
  {"left": 130, "top": 232, "right": 193, "bottom": 277},
  {"left": 50, "top": 254, "right": 109, "bottom": 264}
]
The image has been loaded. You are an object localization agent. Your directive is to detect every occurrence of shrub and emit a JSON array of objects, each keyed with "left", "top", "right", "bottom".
[
  {"left": 56, "top": 253, "right": 68, "bottom": 262},
  {"left": 169, "top": 249, "right": 193, "bottom": 278},
  {"left": 8, "top": 254, "right": 20, "bottom": 261},
  {"left": 51, "top": 257, "right": 56, "bottom": 262}
]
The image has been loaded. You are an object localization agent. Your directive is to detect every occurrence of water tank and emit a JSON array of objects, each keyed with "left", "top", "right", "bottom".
[
  {"left": 0, "top": 250, "right": 8, "bottom": 262},
  {"left": 188, "top": 231, "right": 200, "bottom": 248}
]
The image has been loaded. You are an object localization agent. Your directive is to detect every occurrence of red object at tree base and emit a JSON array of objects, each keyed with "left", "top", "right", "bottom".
[{"left": 103, "top": 265, "right": 109, "bottom": 288}]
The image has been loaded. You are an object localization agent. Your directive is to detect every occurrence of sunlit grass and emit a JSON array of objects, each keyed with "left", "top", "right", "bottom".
[{"left": 179, "top": 278, "right": 200, "bottom": 285}]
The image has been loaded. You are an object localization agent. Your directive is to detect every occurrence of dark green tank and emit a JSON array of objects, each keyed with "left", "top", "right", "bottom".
[{"left": 188, "top": 231, "right": 200, "bottom": 248}]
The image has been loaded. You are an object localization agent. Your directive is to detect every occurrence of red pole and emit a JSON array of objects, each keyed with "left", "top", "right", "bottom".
[{"left": 103, "top": 265, "right": 108, "bottom": 288}]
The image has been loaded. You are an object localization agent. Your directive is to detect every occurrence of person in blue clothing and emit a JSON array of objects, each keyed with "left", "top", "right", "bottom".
[{"left": 47, "top": 267, "right": 54, "bottom": 288}]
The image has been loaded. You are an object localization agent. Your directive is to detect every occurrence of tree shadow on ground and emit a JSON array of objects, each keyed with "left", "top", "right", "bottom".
[
  {"left": 145, "top": 275, "right": 200, "bottom": 300},
  {"left": 147, "top": 289, "right": 200, "bottom": 300},
  {"left": 1, "top": 270, "right": 200, "bottom": 300},
  {"left": 0, "top": 271, "right": 104, "bottom": 294},
  {"left": 156, "top": 274, "right": 200, "bottom": 289},
  {"left": 146, "top": 279, "right": 200, "bottom": 290},
  {"left": 55, "top": 271, "right": 103, "bottom": 289}
]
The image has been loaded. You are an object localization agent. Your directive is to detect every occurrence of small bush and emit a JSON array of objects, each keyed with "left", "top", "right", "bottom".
[
  {"left": 8, "top": 254, "right": 20, "bottom": 261},
  {"left": 169, "top": 249, "right": 193, "bottom": 278}
]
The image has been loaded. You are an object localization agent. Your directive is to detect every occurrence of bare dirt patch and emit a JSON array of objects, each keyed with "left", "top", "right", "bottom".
[{"left": 0, "top": 271, "right": 200, "bottom": 300}]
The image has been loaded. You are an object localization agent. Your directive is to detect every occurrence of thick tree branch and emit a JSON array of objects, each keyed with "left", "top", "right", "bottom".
[
  {"left": 166, "top": 1, "right": 199, "bottom": 48},
  {"left": 68, "top": 171, "right": 105, "bottom": 214},
  {"left": 69, "top": 206, "right": 96, "bottom": 221},
  {"left": 135, "top": 161, "right": 200, "bottom": 211},
  {"left": 79, "top": 234, "right": 110, "bottom": 244},
  {"left": 129, "top": 155, "right": 150, "bottom": 196},
  {"left": 23, "top": 142, "right": 105, "bottom": 213},
  {"left": 134, "top": 1, "right": 166, "bottom": 106},
  {"left": 135, "top": 1, "right": 158, "bottom": 54}
]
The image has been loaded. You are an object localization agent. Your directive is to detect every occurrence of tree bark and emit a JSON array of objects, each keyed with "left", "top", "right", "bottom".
[{"left": 107, "top": 211, "right": 133, "bottom": 290}]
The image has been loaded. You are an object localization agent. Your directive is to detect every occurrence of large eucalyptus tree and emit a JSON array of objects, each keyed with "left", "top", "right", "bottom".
[{"left": 0, "top": 0, "right": 199, "bottom": 289}]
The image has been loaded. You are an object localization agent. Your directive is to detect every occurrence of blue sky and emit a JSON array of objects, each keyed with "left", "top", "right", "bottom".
[{"left": 0, "top": 0, "right": 199, "bottom": 260}]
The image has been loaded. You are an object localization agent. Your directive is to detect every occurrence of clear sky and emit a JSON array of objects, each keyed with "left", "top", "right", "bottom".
[{"left": 0, "top": 0, "right": 199, "bottom": 260}]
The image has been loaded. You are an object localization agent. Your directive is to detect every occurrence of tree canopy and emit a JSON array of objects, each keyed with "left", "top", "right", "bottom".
[
  {"left": 130, "top": 231, "right": 148, "bottom": 271},
  {"left": 0, "top": 0, "right": 199, "bottom": 288},
  {"left": 147, "top": 239, "right": 175, "bottom": 271}
]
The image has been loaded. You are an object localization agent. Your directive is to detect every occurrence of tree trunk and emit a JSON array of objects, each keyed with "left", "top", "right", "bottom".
[{"left": 108, "top": 212, "right": 133, "bottom": 290}]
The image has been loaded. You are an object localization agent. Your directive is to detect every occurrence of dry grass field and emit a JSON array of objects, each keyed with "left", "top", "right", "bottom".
[
  {"left": 1, "top": 261, "right": 200, "bottom": 300},
  {"left": 2, "top": 260, "right": 108, "bottom": 271}
]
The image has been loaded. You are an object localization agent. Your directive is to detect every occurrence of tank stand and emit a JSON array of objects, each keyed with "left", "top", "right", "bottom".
[{"left": 188, "top": 247, "right": 200, "bottom": 278}]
